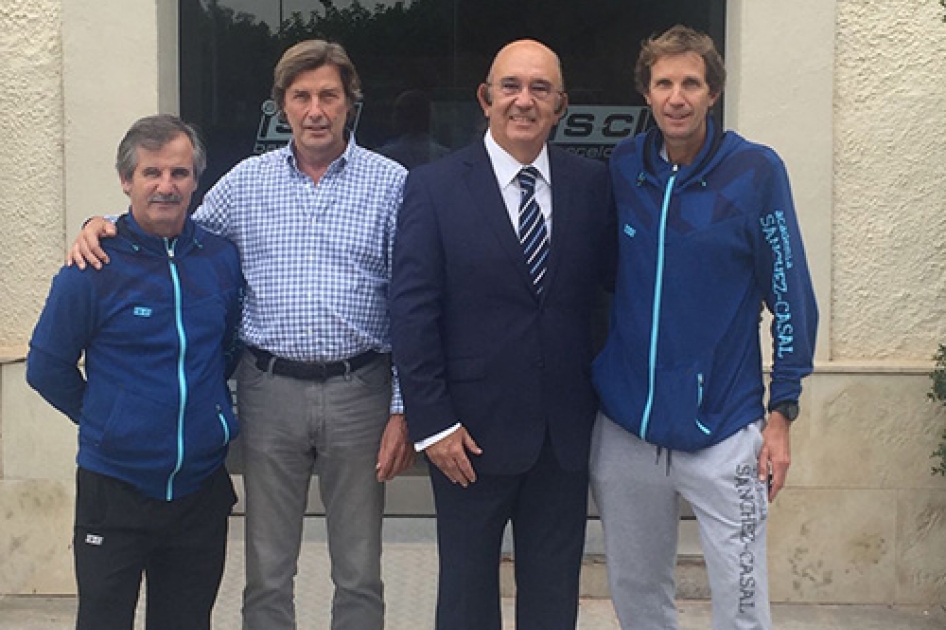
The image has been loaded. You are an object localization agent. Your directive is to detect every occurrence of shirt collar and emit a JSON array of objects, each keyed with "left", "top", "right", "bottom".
[
  {"left": 483, "top": 130, "right": 551, "bottom": 189},
  {"left": 284, "top": 134, "right": 358, "bottom": 175}
]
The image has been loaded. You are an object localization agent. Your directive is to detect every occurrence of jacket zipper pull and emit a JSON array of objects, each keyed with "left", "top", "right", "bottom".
[{"left": 165, "top": 238, "right": 177, "bottom": 262}]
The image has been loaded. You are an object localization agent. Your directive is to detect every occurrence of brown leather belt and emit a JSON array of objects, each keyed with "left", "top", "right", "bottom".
[{"left": 248, "top": 347, "right": 380, "bottom": 381}]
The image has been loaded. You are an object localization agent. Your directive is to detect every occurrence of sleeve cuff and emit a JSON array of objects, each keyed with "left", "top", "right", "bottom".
[{"left": 414, "top": 423, "right": 462, "bottom": 452}]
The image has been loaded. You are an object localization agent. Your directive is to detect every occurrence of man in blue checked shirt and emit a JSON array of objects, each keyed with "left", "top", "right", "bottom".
[{"left": 70, "top": 41, "right": 415, "bottom": 630}]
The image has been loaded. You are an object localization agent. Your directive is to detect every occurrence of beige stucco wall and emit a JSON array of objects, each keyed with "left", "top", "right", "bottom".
[
  {"left": 1, "top": 0, "right": 945, "bottom": 605},
  {"left": 833, "top": 0, "right": 946, "bottom": 360},
  {"left": 0, "top": 0, "right": 65, "bottom": 352},
  {"left": 61, "top": 0, "right": 180, "bottom": 237},
  {"left": 0, "top": 0, "right": 178, "bottom": 353}
]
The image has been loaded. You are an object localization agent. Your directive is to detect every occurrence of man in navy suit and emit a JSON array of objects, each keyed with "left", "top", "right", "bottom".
[{"left": 390, "top": 39, "right": 614, "bottom": 630}]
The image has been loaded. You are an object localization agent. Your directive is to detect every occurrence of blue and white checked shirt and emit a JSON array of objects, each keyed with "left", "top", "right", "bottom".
[{"left": 194, "top": 138, "right": 407, "bottom": 412}]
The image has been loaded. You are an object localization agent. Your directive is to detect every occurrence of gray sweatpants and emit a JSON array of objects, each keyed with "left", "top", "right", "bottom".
[{"left": 590, "top": 412, "right": 772, "bottom": 630}]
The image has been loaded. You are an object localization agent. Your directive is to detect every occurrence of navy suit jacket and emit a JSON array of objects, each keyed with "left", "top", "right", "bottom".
[{"left": 390, "top": 141, "right": 614, "bottom": 475}]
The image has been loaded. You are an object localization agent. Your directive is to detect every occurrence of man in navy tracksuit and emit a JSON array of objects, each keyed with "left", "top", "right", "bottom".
[
  {"left": 27, "top": 115, "right": 243, "bottom": 630},
  {"left": 591, "top": 26, "right": 818, "bottom": 630}
]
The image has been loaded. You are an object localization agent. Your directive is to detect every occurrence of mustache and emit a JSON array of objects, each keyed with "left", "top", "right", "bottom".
[{"left": 149, "top": 193, "right": 183, "bottom": 204}]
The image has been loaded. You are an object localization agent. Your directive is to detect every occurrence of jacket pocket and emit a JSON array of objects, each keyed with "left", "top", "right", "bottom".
[
  {"left": 186, "top": 396, "right": 239, "bottom": 458},
  {"left": 216, "top": 404, "right": 232, "bottom": 446},
  {"left": 99, "top": 390, "right": 178, "bottom": 466},
  {"left": 645, "top": 364, "right": 719, "bottom": 452}
]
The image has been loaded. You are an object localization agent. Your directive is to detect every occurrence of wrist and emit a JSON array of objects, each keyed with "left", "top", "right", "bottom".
[{"left": 768, "top": 400, "right": 799, "bottom": 421}]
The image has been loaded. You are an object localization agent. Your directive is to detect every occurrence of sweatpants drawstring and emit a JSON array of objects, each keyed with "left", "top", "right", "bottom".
[{"left": 654, "top": 446, "right": 673, "bottom": 475}]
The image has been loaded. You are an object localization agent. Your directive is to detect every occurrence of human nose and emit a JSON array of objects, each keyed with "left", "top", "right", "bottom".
[
  {"left": 155, "top": 173, "right": 176, "bottom": 192},
  {"left": 512, "top": 85, "right": 535, "bottom": 107},
  {"left": 667, "top": 84, "right": 686, "bottom": 105},
  {"left": 305, "top": 96, "right": 326, "bottom": 119}
]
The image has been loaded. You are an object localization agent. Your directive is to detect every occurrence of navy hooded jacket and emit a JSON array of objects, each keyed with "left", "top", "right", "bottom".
[{"left": 593, "top": 118, "right": 818, "bottom": 452}]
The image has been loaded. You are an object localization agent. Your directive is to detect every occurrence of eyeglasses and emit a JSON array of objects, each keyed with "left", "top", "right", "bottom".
[{"left": 488, "top": 78, "right": 563, "bottom": 101}]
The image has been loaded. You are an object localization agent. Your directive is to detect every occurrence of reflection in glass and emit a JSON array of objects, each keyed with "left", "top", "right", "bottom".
[
  {"left": 181, "top": 0, "right": 724, "bottom": 196},
  {"left": 378, "top": 90, "right": 451, "bottom": 169}
]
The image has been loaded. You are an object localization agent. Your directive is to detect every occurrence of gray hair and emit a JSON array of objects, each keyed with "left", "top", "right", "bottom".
[{"left": 116, "top": 114, "right": 206, "bottom": 181}]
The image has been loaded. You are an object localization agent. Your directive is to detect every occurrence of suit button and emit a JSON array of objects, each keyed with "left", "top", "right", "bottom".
[{"left": 536, "top": 360, "right": 545, "bottom": 369}]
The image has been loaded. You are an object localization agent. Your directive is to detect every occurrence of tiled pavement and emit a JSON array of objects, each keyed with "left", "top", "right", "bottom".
[{"left": 1, "top": 517, "right": 944, "bottom": 629}]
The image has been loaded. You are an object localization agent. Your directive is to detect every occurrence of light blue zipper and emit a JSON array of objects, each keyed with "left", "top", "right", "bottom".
[
  {"left": 216, "top": 404, "right": 230, "bottom": 447},
  {"left": 695, "top": 373, "right": 711, "bottom": 435},
  {"left": 640, "top": 166, "right": 677, "bottom": 440},
  {"left": 165, "top": 238, "right": 187, "bottom": 501}
]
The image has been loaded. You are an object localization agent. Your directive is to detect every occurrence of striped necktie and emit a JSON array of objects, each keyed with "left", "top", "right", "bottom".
[{"left": 517, "top": 166, "right": 550, "bottom": 294}]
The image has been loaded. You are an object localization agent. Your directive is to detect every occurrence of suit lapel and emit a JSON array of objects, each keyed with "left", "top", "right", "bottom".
[
  {"left": 542, "top": 147, "right": 574, "bottom": 299},
  {"left": 461, "top": 143, "right": 537, "bottom": 294}
]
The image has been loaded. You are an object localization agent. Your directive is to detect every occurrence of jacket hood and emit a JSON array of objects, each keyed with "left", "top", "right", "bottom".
[{"left": 636, "top": 115, "right": 735, "bottom": 189}]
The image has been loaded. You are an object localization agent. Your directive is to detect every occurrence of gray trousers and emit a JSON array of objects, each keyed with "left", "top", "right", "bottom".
[
  {"left": 236, "top": 351, "right": 391, "bottom": 630},
  {"left": 590, "top": 412, "right": 772, "bottom": 630}
]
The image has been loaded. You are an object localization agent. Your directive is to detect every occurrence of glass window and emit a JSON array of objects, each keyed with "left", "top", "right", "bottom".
[{"left": 180, "top": 0, "right": 725, "bottom": 196}]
